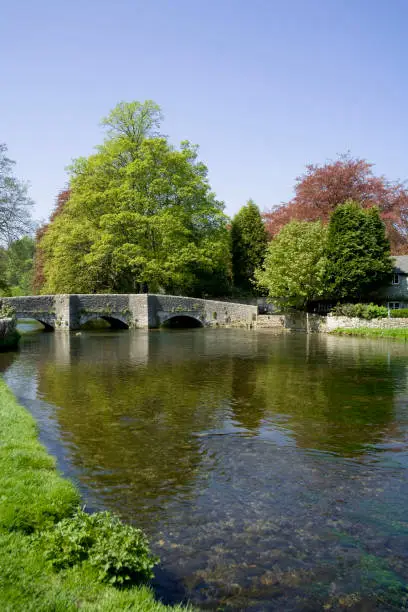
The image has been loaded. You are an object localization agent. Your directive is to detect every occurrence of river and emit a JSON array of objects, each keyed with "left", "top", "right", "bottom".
[{"left": 1, "top": 327, "right": 408, "bottom": 610}]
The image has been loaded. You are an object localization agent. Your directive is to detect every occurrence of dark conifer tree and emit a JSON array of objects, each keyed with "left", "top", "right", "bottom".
[
  {"left": 231, "top": 199, "right": 268, "bottom": 294},
  {"left": 325, "top": 200, "right": 393, "bottom": 300}
]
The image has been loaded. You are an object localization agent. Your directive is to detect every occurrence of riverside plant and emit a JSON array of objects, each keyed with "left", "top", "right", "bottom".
[{"left": 39, "top": 508, "right": 158, "bottom": 585}]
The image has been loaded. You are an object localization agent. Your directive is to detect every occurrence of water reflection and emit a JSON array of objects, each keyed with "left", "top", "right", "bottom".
[{"left": 3, "top": 330, "right": 408, "bottom": 609}]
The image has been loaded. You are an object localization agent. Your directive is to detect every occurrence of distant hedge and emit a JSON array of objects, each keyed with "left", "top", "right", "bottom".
[
  {"left": 390, "top": 308, "right": 408, "bottom": 318},
  {"left": 330, "top": 303, "right": 388, "bottom": 319}
]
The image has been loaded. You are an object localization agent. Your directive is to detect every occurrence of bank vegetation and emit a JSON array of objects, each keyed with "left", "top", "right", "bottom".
[{"left": 0, "top": 378, "right": 192, "bottom": 611}]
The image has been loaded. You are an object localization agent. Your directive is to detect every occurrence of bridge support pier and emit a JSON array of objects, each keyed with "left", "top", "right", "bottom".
[{"left": 54, "top": 295, "right": 73, "bottom": 330}]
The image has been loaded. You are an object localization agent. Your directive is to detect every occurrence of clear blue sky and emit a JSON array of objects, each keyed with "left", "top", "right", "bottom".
[{"left": 1, "top": 0, "right": 407, "bottom": 222}]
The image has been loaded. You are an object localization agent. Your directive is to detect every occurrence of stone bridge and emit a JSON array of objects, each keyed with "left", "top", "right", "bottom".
[{"left": 1, "top": 294, "right": 257, "bottom": 331}]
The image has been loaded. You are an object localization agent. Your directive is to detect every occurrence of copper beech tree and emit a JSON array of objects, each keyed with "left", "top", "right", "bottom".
[{"left": 263, "top": 155, "right": 408, "bottom": 254}]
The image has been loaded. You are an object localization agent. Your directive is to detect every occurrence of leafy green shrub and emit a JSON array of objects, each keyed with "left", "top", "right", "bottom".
[
  {"left": 0, "top": 303, "right": 16, "bottom": 319},
  {"left": 362, "top": 303, "right": 388, "bottom": 319},
  {"left": 331, "top": 303, "right": 358, "bottom": 317},
  {"left": 390, "top": 308, "right": 408, "bottom": 318},
  {"left": 40, "top": 509, "right": 158, "bottom": 585},
  {"left": 330, "top": 303, "right": 388, "bottom": 319}
]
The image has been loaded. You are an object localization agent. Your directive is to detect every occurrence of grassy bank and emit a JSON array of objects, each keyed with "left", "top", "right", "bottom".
[
  {"left": 330, "top": 327, "right": 408, "bottom": 339},
  {"left": 0, "top": 379, "right": 191, "bottom": 611}
]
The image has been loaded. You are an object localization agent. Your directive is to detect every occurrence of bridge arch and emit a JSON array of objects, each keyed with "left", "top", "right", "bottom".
[
  {"left": 16, "top": 316, "right": 54, "bottom": 332},
  {"left": 79, "top": 314, "right": 129, "bottom": 330},
  {"left": 35, "top": 319, "right": 54, "bottom": 332},
  {"left": 160, "top": 314, "right": 203, "bottom": 329}
]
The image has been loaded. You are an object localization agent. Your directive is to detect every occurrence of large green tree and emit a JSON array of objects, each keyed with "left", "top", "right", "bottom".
[
  {"left": 39, "top": 102, "right": 230, "bottom": 295},
  {"left": 255, "top": 220, "right": 327, "bottom": 309},
  {"left": 4, "top": 236, "right": 35, "bottom": 295},
  {"left": 231, "top": 199, "right": 268, "bottom": 294},
  {"left": 0, "top": 236, "right": 35, "bottom": 296},
  {"left": 325, "top": 200, "right": 393, "bottom": 300}
]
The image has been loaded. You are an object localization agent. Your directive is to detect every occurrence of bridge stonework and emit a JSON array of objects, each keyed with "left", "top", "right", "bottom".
[{"left": 2, "top": 294, "right": 257, "bottom": 331}]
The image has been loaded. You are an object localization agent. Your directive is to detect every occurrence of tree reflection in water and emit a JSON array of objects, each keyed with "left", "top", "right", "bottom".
[{"left": 5, "top": 329, "right": 408, "bottom": 610}]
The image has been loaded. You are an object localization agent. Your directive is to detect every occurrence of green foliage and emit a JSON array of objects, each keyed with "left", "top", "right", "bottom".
[
  {"left": 330, "top": 328, "right": 408, "bottom": 339},
  {"left": 255, "top": 220, "right": 327, "bottom": 309},
  {"left": 390, "top": 308, "right": 408, "bottom": 317},
  {"left": 40, "top": 508, "right": 158, "bottom": 585},
  {"left": 231, "top": 199, "right": 268, "bottom": 294},
  {"left": 0, "top": 303, "right": 16, "bottom": 318},
  {"left": 259, "top": 202, "right": 394, "bottom": 311},
  {"left": 331, "top": 303, "right": 388, "bottom": 319},
  {"left": 39, "top": 101, "right": 230, "bottom": 297},
  {"left": 0, "top": 236, "right": 34, "bottom": 296},
  {"left": 0, "top": 530, "right": 189, "bottom": 611},
  {"left": 0, "top": 249, "right": 7, "bottom": 293},
  {"left": 325, "top": 201, "right": 393, "bottom": 300},
  {"left": 101, "top": 100, "right": 163, "bottom": 145}
]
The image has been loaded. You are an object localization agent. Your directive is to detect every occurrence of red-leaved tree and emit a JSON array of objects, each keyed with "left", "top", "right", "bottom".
[
  {"left": 263, "top": 155, "right": 408, "bottom": 254},
  {"left": 32, "top": 188, "right": 71, "bottom": 293}
]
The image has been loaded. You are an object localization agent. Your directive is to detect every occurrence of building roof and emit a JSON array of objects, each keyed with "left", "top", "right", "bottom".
[{"left": 393, "top": 255, "right": 408, "bottom": 274}]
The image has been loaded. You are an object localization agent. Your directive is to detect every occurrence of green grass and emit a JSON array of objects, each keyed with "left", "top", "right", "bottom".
[
  {"left": 0, "top": 379, "right": 192, "bottom": 611},
  {"left": 330, "top": 327, "right": 408, "bottom": 339}
]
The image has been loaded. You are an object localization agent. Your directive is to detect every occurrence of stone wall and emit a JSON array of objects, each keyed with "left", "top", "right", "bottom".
[
  {"left": 256, "top": 315, "right": 285, "bottom": 328},
  {"left": 256, "top": 313, "right": 408, "bottom": 332},
  {"left": 203, "top": 298, "right": 257, "bottom": 327},
  {"left": 282, "top": 312, "right": 324, "bottom": 332},
  {"left": 325, "top": 315, "right": 408, "bottom": 331},
  {"left": 256, "top": 313, "right": 325, "bottom": 332}
]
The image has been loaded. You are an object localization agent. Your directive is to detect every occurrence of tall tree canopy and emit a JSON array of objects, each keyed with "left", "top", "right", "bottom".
[
  {"left": 100, "top": 100, "right": 163, "bottom": 144},
  {"left": 325, "top": 201, "right": 393, "bottom": 300},
  {"left": 264, "top": 155, "right": 408, "bottom": 254},
  {"left": 0, "top": 236, "right": 35, "bottom": 296},
  {"left": 255, "top": 220, "right": 327, "bottom": 310},
  {"left": 38, "top": 101, "right": 230, "bottom": 295},
  {"left": 231, "top": 199, "right": 268, "bottom": 293},
  {"left": 0, "top": 143, "right": 33, "bottom": 246},
  {"left": 33, "top": 188, "right": 70, "bottom": 293}
]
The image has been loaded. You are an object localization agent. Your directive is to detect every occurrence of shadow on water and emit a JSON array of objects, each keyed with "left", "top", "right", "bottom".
[
  {"left": 0, "top": 349, "right": 16, "bottom": 373},
  {"left": 3, "top": 330, "right": 408, "bottom": 609},
  {"left": 161, "top": 315, "right": 203, "bottom": 329}
]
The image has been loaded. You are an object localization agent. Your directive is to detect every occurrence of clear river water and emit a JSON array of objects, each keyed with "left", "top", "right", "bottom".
[{"left": 1, "top": 327, "right": 408, "bottom": 610}]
